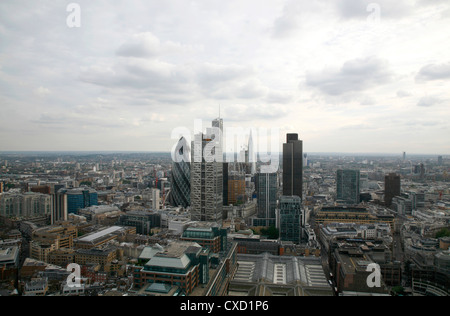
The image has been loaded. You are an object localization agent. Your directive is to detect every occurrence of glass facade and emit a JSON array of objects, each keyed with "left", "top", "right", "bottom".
[
  {"left": 171, "top": 137, "right": 191, "bottom": 208},
  {"left": 256, "top": 173, "right": 278, "bottom": 225},
  {"left": 279, "top": 195, "right": 303, "bottom": 244},
  {"left": 283, "top": 134, "right": 303, "bottom": 199},
  {"left": 65, "top": 188, "right": 98, "bottom": 214},
  {"left": 336, "top": 169, "right": 360, "bottom": 205}
]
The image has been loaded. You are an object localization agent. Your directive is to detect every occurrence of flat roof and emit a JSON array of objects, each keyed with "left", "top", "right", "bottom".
[
  {"left": 77, "top": 226, "right": 123, "bottom": 242},
  {"left": 146, "top": 255, "right": 191, "bottom": 270},
  {"left": 0, "top": 247, "right": 19, "bottom": 262}
]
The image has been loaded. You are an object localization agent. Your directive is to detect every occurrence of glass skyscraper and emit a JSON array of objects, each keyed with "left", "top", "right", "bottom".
[
  {"left": 385, "top": 173, "right": 401, "bottom": 207},
  {"left": 255, "top": 173, "right": 278, "bottom": 227},
  {"left": 336, "top": 169, "right": 360, "bottom": 205},
  {"left": 283, "top": 133, "right": 303, "bottom": 200},
  {"left": 171, "top": 137, "right": 191, "bottom": 208},
  {"left": 278, "top": 195, "right": 303, "bottom": 244}
]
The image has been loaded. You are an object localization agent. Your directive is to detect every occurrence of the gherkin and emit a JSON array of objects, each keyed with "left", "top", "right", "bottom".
[{"left": 170, "top": 137, "right": 191, "bottom": 208}]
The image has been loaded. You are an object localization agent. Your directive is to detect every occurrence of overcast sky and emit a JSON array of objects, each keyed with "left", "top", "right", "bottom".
[{"left": 0, "top": 0, "right": 449, "bottom": 154}]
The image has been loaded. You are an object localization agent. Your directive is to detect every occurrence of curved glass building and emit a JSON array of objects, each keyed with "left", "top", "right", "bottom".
[{"left": 171, "top": 137, "right": 191, "bottom": 208}]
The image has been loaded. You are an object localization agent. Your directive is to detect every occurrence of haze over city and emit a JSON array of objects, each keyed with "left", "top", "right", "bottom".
[{"left": 0, "top": 0, "right": 449, "bottom": 154}]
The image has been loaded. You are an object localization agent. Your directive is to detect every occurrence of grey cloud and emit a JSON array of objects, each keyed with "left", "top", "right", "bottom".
[
  {"left": 266, "top": 91, "right": 293, "bottom": 104},
  {"left": 270, "top": 0, "right": 328, "bottom": 39},
  {"left": 417, "top": 96, "right": 444, "bottom": 107},
  {"left": 397, "top": 90, "right": 412, "bottom": 98},
  {"left": 196, "top": 63, "right": 254, "bottom": 88},
  {"left": 116, "top": 33, "right": 161, "bottom": 58},
  {"left": 222, "top": 103, "right": 287, "bottom": 122},
  {"left": 116, "top": 32, "right": 195, "bottom": 59},
  {"left": 80, "top": 56, "right": 267, "bottom": 103},
  {"left": 195, "top": 63, "right": 270, "bottom": 100},
  {"left": 305, "top": 57, "right": 393, "bottom": 96},
  {"left": 80, "top": 58, "right": 193, "bottom": 96},
  {"left": 271, "top": 1, "right": 302, "bottom": 38},
  {"left": 416, "top": 62, "right": 450, "bottom": 81}
]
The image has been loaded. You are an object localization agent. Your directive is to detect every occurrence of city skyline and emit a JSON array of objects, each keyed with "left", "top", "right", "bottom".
[{"left": 1, "top": 1, "right": 449, "bottom": 154}]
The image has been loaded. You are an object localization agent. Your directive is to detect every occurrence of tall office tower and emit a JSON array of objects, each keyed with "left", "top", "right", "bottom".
[
  {"left": 223, "top": 162, "right": 229, "bottom": 206},
  {"left": 438, "top": 156, "right": 443, "bottom": 166},
  {"left": 171, "top": 137, "right": 191, "bottom": 208},
  {"left": 278, "top": 195, "right": 303, "bottom": 244},
  {"left": 385, "top": 173, "right": 401, "bottom": 207},
  {"left": 190, "top": 119, "right": 224, "bottom": 224},
  {"left": 255, "top": 173, "right": 278, "bottom": 227},
  {"left": 403, "top": 152, "right": 406, "bottom": 161},
  {"left": 336, "top": 169, "right": 360, "bottom": 205},
  {"left": 152, "top": 188, "right": 161, "bottom": 210},
  {"left": 283, "top": 133, "right": 303, "bottom": 199}
]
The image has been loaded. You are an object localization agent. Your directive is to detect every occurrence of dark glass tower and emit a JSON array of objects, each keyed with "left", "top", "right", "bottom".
[
  {"left": 255, "top": 172, "right": 278, "bottom": 227},
  {"left": 336, "top": 169, "right": 360, "bottom": 205},
  {"left": 278, "top": 195, "right": 303, "bottom": 244},
  {"left": 171, "top": 137, "right": 191, "bottom": 208},
  {"left": 282, "top": 133, "right": 303, "bottom": 199},
  {"left": 385, "top": 173, "right": 400, "bottom": 207}
]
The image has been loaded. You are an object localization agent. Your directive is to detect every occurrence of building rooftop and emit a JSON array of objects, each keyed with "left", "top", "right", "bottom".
[
  {"left": 146, "top": 255, "right": 191, "bottom": 270},
  {"left": 0, "top": 246, "right": 19, "bottom": 265},
  {"left": 233, "top": 253, "right": 330, "bottom": 288},
  {"left": 77, "top": 226, "right": 123, "bottom": 243},
  {"left": 143, "top": 241, "right": 202, "bottom": 270}
]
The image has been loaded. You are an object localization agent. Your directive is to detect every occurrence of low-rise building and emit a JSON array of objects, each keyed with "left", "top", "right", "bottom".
[
  {"left": 74, "top": 246, "right": 123, "bottom": 273},
  {"left": 119, "top": 210, "right": 161, "bottom": 235},
  {"left": 23, "top": 277, "right": 49, "bottom": 296},
  {"left": 331, "top": 244, "right": 391, "bottom": 295},
  {"left": 0, "top": 246, "right": 19, "bottom": 281},
  {"left": 133, "top": 241, "right": 210, "bottom": 295},
  {"left": 74, "top": 226, "right": 136, "bottom": 249},
  {"left": 315, "top": 206, "right": 395, "bottom": 231},
  {"left": 180, "top": 222, "right": 228, "bottom": 253}
]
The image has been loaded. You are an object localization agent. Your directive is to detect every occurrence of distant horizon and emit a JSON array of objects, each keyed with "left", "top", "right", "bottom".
[{"left": 0, "top": 150, "right": 447, "bottom": 157}]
